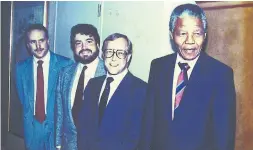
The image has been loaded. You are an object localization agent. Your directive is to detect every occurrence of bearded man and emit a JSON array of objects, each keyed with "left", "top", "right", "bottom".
[{"left": 55, "top": 24, "right": 106, "bottom": 150}]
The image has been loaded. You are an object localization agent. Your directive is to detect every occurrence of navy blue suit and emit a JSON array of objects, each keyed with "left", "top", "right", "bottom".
[
  {"left": 77, "top": 72, "right": 147, "bottom": 150},
  {"left": 139, "top": 52, "right": 236, "bottom": 150}
]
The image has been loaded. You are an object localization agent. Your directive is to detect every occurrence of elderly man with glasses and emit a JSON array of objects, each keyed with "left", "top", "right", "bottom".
[{"left": 76, "top": 33, "right": 147, "bottom": 150}]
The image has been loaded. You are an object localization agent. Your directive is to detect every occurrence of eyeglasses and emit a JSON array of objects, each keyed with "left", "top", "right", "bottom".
[{"left": 104, "top": 49, "right": 128, "bottom": 59}]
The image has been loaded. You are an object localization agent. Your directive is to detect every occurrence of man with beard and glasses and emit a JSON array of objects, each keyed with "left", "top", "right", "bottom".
[
  {"left": 15, "top": 24, "right": 73, "bottom": 150},
  {"left": 55, "top": 24, "right": 106, "bottom": 150},
  {"left": 139, "top": 4, "right": 236, "bottom": 150}
]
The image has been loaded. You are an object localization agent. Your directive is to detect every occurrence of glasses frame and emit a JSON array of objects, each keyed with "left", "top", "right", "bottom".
[{"left": 104, "top": 49, "right": 128, "bottom": 59}]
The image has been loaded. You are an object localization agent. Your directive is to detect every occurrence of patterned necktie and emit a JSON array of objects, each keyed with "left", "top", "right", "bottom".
[
  {"left": 35, "top": 60, "right": 45, "bottom": 123},
  {"left": 72, "top": 65, "right": 87, "bottom": 125},
  {"left": 174, "top": 62, "right": 190, "bottom": 110},
  {"left": 98, "top": 77, "right": 114, "bottom": 125}
]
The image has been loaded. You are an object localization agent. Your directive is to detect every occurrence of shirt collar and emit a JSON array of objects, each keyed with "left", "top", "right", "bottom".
[
  {"left": 106, "top": 68, "right": 128, "bottom": 82},
  {"left": 33, "top": 50, "right": 50, "bottom": 64},
  {"left": 175, "top": 53, "right": 199, "bottom": 69}
]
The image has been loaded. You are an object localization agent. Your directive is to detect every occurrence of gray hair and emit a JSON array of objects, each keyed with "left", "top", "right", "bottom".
[
  {"left": 169, "top": 4, "right": 207, "bottom": 33},
  {"left": 102, "top": 33, "right": 132, "bottom": 54}
]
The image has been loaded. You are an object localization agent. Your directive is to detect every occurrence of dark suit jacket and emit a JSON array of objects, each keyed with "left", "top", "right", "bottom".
[
  {"left": 139, "top": 52, "right": 236, "bottom": 150},
  {"left": 77, "top": 72, "right": 147, "bottom": 150},
  {"left": 15, "top": 51, "right": 73, "bottom": 150}
]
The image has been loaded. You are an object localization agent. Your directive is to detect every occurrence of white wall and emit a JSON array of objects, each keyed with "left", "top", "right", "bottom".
[
  {"left": 101, "top": 1, "right": 195, "bottom": 82},
  {"left": 49, "top": 1, "right": 101, "bottom": 60},
  {"left": 48, "top": 1, "right": 195, "bottom": 81}
]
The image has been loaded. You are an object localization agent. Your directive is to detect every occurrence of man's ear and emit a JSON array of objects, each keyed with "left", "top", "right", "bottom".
[
  {"left": 127, "top": 54, "right": 132, "bottom": 63},
  {"left": 169, "top": 31, "right": 173, "bottom": 40},
  {"left": 26, "top": 43, "right": 30, "bottom": 49},
  {"left": 102, "top": 52, "right": 105, "bottom": 60}
]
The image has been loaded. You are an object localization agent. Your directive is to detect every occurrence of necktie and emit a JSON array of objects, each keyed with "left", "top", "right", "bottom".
[
  {"left": 98, "top": 77, "right": 114, "bottom": 125},
  {"left": 72, "top": 65, "right": 87, "bottom": 125},
  {"left": 174, "top": 62, "right": 190, "bottom": 110},
  {"left": 35, "top": 60, "right": 45, "bottom": 123}
]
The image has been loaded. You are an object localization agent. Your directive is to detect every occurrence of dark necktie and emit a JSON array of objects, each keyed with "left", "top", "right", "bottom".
[
  {"left": 174, "top": 62, "right": 190, "bottom": 110},
  {"left": 98, "top": 77, "right": 114, "bottom": 125},
  {"left": 72, "top": 65, "right": 87, "bottom": 125},
  {"left": 35, "top": 60, "right": 45, "bottom": 123}
]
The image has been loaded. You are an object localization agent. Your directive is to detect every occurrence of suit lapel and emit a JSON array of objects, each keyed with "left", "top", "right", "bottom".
[
  {"left": 160, "top": 54, "right": 177, "bottom": 121},
  {"left": 66, "top": 63, "right": 79, "bottom": 124},
  {"left": 176, "top": 52, "right": 208, "bottom": 113},
  {"left": 47, "top": 53, "right": 58, "bottom": 113},
  {"left": 91, "top": 76, "right": 106, "bottom": 129},
  {"left": 24, "top": 58, "right": 34, "bottom": 113},
  {"left": 107, "top": 72, "right": 132, "bottom": 106},
  {"left": 99, "top": 72, "right": 133, "bottom": 129},
  {"left": 67, "top": 63, "right": 78, "bottom": 106},
  {"left": 94, "top": 58, "right": 105, "bottom": 77},
  {"left": 93, "top": 76, "right": 106, "bottom": 105}
]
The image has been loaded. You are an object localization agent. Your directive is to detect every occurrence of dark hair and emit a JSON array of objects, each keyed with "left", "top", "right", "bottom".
[
  {"left": 70, "top": 24, "right": 100, "bottom": 50},
  {"left": 102, "top": 33, "right": 132, "bottom": 54},
  {"left": 169, "top": 4, "right": 207, "bottom": 33},
  {"left": 25, "top": 24, "right": 48, "bottom": 43}
]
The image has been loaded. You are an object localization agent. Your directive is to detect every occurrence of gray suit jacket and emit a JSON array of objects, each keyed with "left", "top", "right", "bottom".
[{"left": 55, "top": 58, "right": 106, "bottom": 150}]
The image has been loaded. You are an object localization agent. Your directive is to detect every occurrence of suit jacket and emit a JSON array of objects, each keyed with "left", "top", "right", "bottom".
[
  {"left": 77, "top": 72, "right": 147, "bottom": 150},
  {"left": 139, "top": 52, "right": 236, "bottom": 150},
  {"left": 15, "top": 51, "right": 73, "bottom": 150},
  {"left": 55, "top": 58, "right": 105, "bottom": 150}
]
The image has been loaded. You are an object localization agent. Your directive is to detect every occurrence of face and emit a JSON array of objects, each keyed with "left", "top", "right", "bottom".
[
  {"left": 104, "top": 38, "right": 131, "bottom": 75},
  {"left": 171, "top": 15, "right": 206, "bottom": 60},
  {"left": 74, "top": 33, "right": 99, "bottom": 64},
  {"left": 26, "top": 29, "right": 49, "bottom": 59}
]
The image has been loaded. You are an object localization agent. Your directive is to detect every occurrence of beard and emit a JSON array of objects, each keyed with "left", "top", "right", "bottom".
[{"left": 75, "top": 48, "right": 99, "bottom": 64}]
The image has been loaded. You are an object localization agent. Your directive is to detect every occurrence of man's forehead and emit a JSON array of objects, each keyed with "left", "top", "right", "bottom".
[
  {"left": 27, "top": 29, "right": 47, "bottom": 39},
  {"left": 75, "top": 33, "right": 95, "bottom": 40},
  {"left": 28, "top": 29, "right": 46, "bottom": 35},
  {"left": 175, "top": 16, "right": 203, "bottom": 29},
  {"left": 107, "top": 38, "right": 127, "bottom": 47}
]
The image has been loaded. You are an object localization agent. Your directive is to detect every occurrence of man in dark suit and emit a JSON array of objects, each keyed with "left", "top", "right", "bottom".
[
  {"left": 15, "top": 24, "right": 73, "bottom": 150},
  {"left": 55, "top": 24, "right": 106, "bottom": 150},
  {"left": 77, "top": 33, "right": 147, "bottom": 150},
  {"left": 139, "top": 4, "right": 236, "bottom": 150}
]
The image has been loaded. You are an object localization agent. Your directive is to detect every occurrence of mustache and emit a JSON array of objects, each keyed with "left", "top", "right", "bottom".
[
  {"left": 183, "top": 48, "right": 196, "bottom": 50},
  {"left": 79, "top": 49, "right": 92, "bottom": 55},
  {"left": 35, "top": 48, "right": 44, "bottom": 52}
]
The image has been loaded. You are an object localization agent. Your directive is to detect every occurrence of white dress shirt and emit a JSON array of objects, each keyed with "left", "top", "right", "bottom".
[
  {"left": 33, "top": 51, "right": 50, "bottom": 115},
  {"left": 172, "top": 54, "right": 199, "bottom": 119},
  {"left": 70, "top": 57, "right": 99, "bottom": 108},
  {"left": 98, "top": 69, "right": 128, "bottom": 105}
]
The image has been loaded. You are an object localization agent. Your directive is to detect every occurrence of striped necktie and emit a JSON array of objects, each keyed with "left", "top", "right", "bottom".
[{"left": 174, "top": 62, "right": 190, "bottom": 110}]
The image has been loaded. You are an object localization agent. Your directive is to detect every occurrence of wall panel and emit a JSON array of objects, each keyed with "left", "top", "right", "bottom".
[{"left": 197, "top": 2, "right": 253, "bottom": 150}]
